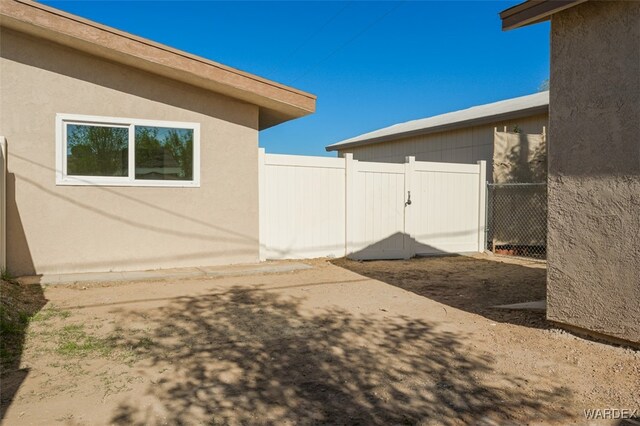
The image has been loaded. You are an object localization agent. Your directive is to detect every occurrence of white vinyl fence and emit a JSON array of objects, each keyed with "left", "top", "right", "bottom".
[
  {"left": 259, "top": 148, "right": 486, "bottom": 261},
  {"left": 259, "top": 152, "right": 346, "bottom": 259},
  {"left": 1, "top": 137, "right": 6, "bottom": 270}
]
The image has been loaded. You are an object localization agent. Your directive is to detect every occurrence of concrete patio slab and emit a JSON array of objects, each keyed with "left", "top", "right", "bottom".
[
  {"left": 198, "top": 262, "right": 312, "bottom": 277},
  {"left": 18, "top": 262, "right": 312, "bottom": 285}
]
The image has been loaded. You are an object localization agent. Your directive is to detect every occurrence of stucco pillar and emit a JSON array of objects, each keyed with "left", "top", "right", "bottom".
[{"left": 547, "top": 1, "right": 640, "bottom": 344}]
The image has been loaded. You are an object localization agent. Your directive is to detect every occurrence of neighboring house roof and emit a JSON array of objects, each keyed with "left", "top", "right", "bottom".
[
  {"left": 326, "top": 91, "right": 549, "bottom": 152},
  {"left": 500, "top": 0, "right": 588, "bottom": 31},
  {"left": 0, "top": 0, "right": 316, "bottom": 130}
]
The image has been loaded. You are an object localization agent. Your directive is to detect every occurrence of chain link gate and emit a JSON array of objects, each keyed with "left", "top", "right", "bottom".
[{"left": 486, "top": 183, "right": 547, "bottom": 259}]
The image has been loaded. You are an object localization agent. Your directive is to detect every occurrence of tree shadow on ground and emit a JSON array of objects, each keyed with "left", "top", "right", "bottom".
[
  {"left": 332, "top": 255, "right": 550, "bottom": 329},
  {"left": 0, "top": 280, "right": 47, "bottom": 420},
  {"left": 109, "top": 284, "right": 570, "bottom": 425}
]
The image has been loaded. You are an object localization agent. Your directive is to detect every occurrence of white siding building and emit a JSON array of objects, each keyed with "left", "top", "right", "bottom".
[{"left": 326, "top": 92, "right": 549, "bottom": 180}]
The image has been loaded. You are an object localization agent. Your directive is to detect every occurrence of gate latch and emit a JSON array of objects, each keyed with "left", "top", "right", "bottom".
[{"left": 405, "top": 191, "right": 412, "bottom": 206}]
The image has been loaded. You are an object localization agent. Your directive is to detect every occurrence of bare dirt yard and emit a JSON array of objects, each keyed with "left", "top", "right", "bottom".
[{"left": 1, "top": 254, "right": 639, "bottom": 425}]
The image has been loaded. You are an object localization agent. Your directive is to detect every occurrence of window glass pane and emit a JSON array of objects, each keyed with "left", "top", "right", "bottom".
[
  {"left": 66, "top": 124, "right": 128, "bottom": 177},
  {"left": 135, "top": 126, "right": 193, "bottom": 180}
]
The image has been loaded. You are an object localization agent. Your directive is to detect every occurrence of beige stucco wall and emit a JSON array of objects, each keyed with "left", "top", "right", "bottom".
[
  {"left": 548, "top": 1, "right": 640, "bottom": 344},
  {"left": 0, "top": 28, "right": 261, "bottom": 275},
  {"left": 338, "top": 113, "right": 548, "bottom": 181}
]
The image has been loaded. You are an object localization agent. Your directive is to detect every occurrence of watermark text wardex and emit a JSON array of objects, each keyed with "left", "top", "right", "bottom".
[{"left": 584, "top": 408, "right": 638, "bottom": 420}]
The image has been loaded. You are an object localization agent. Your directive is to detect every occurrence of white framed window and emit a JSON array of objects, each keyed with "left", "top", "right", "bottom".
[{"left": 55, "top": 114, "right": 200, "bottom": 187}]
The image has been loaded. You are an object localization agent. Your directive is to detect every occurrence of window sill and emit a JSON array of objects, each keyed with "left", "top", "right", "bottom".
[{"left": 56, "top": 178, "right": 200, "bottom": 188}]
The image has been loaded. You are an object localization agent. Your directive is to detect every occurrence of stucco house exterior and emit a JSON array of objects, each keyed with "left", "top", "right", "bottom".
[
  {"left": 0, "top": 0, "right": 315, "bottom": 276},
  {"left": 326, "top": 91, "right": 549, "bottom": 181},
  {"left": 501, "top": 0, "right": 639, "bottom": 345}
]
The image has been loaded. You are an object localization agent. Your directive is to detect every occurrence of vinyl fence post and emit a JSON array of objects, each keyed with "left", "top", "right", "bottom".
[
  {"left": 0, "top": 137, "right": 6, "bottom": 270},
  {"left": 404, "top": 156, "right": 416, "bottom": 259},
  {"left": 477, "top": 160, "right": 487, "bottom": 253},
  {"left": 258, "top": 147, "right": 266, "bottom": 261},
  {"left": 344, "top": 153, "right": 355, "bottom": 258}
]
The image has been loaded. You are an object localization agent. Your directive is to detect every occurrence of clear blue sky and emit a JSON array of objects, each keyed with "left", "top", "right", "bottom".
[{"left": 43, "top": 1, "right": 550, "bottom": 157}]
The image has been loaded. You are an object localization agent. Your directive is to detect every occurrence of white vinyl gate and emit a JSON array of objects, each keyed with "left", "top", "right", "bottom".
[
  {"left": 411, "top": 160, "right": 486, "bottom": 255},
  {"left": 259, "top": 149, "right": 486, "bottom": 261},
  {"left": 346, "top": 161, "right": 409, "bottom": 260}
]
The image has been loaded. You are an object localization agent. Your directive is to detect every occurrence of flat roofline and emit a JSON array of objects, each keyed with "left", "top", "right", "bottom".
[
  {"left": 326, "top": 105, "right": 548, "bottom": 152},
  {"left": 500, "top": 0, "right": 587, "bottom": 31},
  {"left": 326, "top": 91, "right": 549, "bottom": 152},
  {"left": 0, "top": 0, "right": 316, "bottom": 129}
]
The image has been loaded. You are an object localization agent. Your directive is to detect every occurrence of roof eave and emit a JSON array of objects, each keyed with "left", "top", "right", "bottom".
[
  {"left": 326, "top": 104, "right": 548, "bottom": 152},
  {"left": 500, "top": 0, "right": 588, "bottom": 31},
  {"left": 0, "top": 0, "right": 316, "bottom": 130}
]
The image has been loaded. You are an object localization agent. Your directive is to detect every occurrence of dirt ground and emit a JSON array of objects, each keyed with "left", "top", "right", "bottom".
[
  {"left": 332, "top": 253, "right": 550, "bottom": 329},
  {"left": 1, "top": 254, "right": 638, "bottom": 425}
]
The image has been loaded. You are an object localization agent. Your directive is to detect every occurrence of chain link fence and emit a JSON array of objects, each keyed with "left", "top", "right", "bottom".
[{"left": 487, "top": 183, "right": 547, "bottom": 259}]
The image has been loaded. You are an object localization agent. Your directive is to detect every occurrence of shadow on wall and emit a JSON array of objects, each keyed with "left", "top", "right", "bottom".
[
  {"left": 347, "top": 231, "right": 476, "bottom": 260},
  {"left": 333, "top": 254, "right": 549, "bottom": 330},
  {"left": 263, "top": 232, "right": 456, "bottom": 263},
  {"left": 6, "top": 173, "right": 35, "bottom": 276},
  {"left": 0, "top": 280, "right": 47, "bottom": 420},
  {"left": 494, "top": 131, "right": 547, "bottom": 184},
  {"left": 347, "top": 232, "right": 421, "bottom": 261},
  {"left": 107, "top": 285, "right": 571, "bottom": 425}
]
